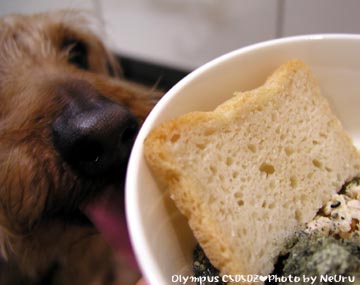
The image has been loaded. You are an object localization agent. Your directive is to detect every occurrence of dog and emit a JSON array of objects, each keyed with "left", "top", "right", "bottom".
[{"left": 0, "top": 10, "right": 161, "bottom": 285}]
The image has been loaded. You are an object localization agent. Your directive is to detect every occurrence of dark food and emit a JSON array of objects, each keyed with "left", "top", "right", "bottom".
[
  {"left": 339, "top": 176, "right": 360, "bottom": 194},
  {"left": 270, "top": 232, "right": 360, "bottom": 285},
  {"left": 192, "top": 244, "right": 226, "bottom": 285},
  {"left": 192, "top": 178, "right": 360, "bottom": 284}
]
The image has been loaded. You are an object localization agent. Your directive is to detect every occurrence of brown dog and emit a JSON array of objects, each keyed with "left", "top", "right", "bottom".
[{"left": 0, "top": 10, "right": 161, "bottom": 285}]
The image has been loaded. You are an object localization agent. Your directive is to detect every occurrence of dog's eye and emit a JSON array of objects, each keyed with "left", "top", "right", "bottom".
[{"left": 62, "top": 38, "right": 89, "bottom": 70}]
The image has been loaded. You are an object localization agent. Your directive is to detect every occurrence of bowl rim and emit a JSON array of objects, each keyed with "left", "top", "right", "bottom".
[{"left": 125, "top": 33, "right": 360, "bottom": 285}]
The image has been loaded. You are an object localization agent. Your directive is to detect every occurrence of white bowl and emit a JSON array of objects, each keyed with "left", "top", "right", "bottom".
[{"left": 126, "top": 34, "right": 360, "bottom": 285}]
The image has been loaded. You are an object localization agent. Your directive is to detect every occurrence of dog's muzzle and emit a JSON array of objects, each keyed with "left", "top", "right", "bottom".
[
  {"left": 50, "top": 80, "right": 140, "bottom": 271},
  {"left": 51, "top": 80, "right": 139, "bottom": 177}
]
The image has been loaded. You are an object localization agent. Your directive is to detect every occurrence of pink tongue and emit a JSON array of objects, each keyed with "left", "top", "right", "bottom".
[{"left": 83, "top": 187, "right": 139, "bottom": 271}]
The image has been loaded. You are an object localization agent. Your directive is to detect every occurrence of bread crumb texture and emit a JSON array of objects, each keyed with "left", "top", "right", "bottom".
[{"left": 144, "top": 60, "right": 360, "bottom": 284}]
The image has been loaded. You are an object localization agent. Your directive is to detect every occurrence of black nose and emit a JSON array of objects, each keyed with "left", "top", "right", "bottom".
[{"left": 52, "top": 82, "right": 139, "bottom": 177}]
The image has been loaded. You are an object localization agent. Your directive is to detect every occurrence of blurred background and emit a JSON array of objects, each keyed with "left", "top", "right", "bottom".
[{"left": 2, "top": 0, "right": 360, "bottom": 89}]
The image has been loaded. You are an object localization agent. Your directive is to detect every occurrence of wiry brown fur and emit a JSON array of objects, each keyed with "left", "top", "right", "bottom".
[{"left": 0, "top": 10, "right": 161, "bottom": 285}]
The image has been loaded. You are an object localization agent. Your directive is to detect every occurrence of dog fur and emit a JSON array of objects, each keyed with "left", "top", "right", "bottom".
[{"left": 0, "top": 10, "right": 161, "bottom": 285}]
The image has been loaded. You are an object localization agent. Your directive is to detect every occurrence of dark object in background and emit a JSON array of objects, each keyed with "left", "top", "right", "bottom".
[
  {"left": 193, "top": 244, "right": 226, "bottom": 285},
  {"left": 118, "top": 55, "right": 190, "bottom": 91}
]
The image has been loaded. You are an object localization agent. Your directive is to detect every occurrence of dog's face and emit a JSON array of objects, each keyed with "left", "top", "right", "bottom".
[{"left": 0, "top": 11, "right": 157, "bottom": 238}]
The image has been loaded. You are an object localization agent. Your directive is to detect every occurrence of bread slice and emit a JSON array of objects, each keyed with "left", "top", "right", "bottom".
[{"left": 144, "top": 60, "right": 360, "bottom": 282}]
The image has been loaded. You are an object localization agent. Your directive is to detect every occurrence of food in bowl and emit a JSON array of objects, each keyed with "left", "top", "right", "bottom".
[
  {"left": 143, "top": 60, "right": 360, "bottom": 283},
  {"left": 272, "top": 226, "right": 360, "bottom": 285},
  {"left": 269, "top": 177, "right": 360, "bottom": 285},
  {"left": 192, "top": 177, "right": 360, "bottom": 285}
]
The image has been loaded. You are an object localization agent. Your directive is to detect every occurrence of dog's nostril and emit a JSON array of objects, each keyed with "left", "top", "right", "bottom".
[
  {"left": 52, "top": 94, "right": 139, "bottom": 177},
  {"left": 71, "top": 139, "right": 104, "bottom": 163}
]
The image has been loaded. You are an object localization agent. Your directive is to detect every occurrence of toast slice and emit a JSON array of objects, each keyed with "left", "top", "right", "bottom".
[{"left": 144, "top": 60, "right": 360, "bottom": 282}]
